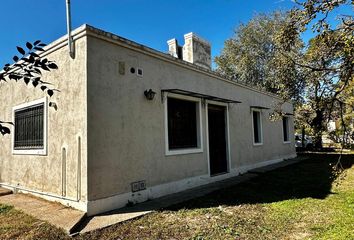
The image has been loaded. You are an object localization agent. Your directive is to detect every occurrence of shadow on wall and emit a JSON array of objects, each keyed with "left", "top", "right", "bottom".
[{"left": 166, "top": 153, "right": 354, "bottom": 211}]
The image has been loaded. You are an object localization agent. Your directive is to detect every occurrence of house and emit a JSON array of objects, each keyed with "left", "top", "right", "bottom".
[{"left": 0, "top": 25, "right": 296, "bottom": 216}]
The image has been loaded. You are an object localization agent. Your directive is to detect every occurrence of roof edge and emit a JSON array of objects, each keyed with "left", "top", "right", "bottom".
[{"left": 43, "top": 24, "right": 285, "bottom": 101}]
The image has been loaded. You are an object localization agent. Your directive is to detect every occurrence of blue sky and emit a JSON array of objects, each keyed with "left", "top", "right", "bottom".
[{"left": 0, "top": 0, "right": 351, "bottom": 68}]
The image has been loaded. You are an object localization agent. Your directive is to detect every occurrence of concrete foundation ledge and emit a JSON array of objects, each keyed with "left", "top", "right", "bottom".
[
  {"left": 86, "top": 153, "right": 297, "bottom": 216},
  {"left": 0, "top": 183, "right": 88, "bottom": 213},
  {"left": 0, "top": 187, "right": 12, "bottom": 196}
]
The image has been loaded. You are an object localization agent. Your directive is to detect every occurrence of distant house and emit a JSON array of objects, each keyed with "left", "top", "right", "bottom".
[
  {"left": 326, "top": 119, "right": 354, "bottom": 145},
  {"left": 0, "top": 25, "right": 296, "bottom": 216}
]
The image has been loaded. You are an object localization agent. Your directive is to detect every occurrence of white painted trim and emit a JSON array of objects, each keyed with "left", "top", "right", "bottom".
[
  {"left": 164, "top": 93, "right": 203, "bottom": 156},
  {"left": 205, "top": 101, "right": 231, "bottom": 176},
  {"left": 251, "top": 109, "right": 263, "bottom": 146},
  {"left": 86, "top": 153, "right": 296, "bottom": 216},
  {"left": 12, "top": 97, "right": 48, "bottom": 155},
  {"left": 282, "top": 116, "right": 291, "bottom": 144}
]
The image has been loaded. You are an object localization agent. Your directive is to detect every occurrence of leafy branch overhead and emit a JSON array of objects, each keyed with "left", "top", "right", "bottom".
[
  {"left": 215, "top": 1, "right": 353, "bottom": 149},
  {"left": 0, "top": 40, "right": 59, "bottom": 135},
  {"left": 214, "top": 11, "right": 305, "bottom": 102},
  {"left": 287, "top": 0, "right": 353, "bottom": 148},
  {"left": 0, "top": 40, "right": 59, "bottom": 97}
]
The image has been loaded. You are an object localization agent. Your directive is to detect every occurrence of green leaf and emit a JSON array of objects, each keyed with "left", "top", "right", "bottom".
[
  {"left": 26, "top": 42, "right": 33, "bottom": 50},
  {"left": 24, "top": 77, "right": 30, "bottom": 85},
  {"left": 48, "top": 63, "right": 58, "bottom": 69},
  {"left": 16, "top": 46, "right": 25, "bottom": 55},
  {"left": 34, "top": 47, "right": 44, "bottom": 52},
  {"left": 32, "top": 80, "right": 39, "bottom": 87},
  {"left": 0, "top": 125, "right": 11, "bottom": 135},
  {"left": 29, "top": 52, "right": 40, "bottom": 58},
  {"left": 47, "top": 89, "right": 54, "bottom": 97}
]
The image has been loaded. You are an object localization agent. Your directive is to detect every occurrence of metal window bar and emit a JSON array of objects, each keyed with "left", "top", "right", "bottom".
[{"left": 14, "top": 103, "right": 44, "bottom": 149}]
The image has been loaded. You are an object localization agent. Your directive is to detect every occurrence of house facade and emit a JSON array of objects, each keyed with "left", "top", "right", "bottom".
[{"left": 0, "top": 25, "right": 296, "bottom": 216}]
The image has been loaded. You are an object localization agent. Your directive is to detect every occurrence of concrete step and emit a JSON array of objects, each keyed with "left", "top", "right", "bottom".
[{"left": 0, "top": 193, "right": 86, "bottom": 235}]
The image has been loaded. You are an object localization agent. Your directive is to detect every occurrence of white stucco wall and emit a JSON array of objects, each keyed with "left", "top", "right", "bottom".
[
  {"left": 0, "top": 30, "right": 88, "bottom": 210},
  {"left": 85, "top": 27, "right": 295, "bottom": 214},
  {"left": 0, "top": 25, "right": 296, "bottom": 215}
]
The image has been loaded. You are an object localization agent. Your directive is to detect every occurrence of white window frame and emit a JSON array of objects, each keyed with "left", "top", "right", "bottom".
[
  {"left": 205, "top": 100, "right": 231, "bottom": 176},
  {"left": 251, "top": 109, "right": 263, "bottom": 146},
  {"left": 282, "top": 116, "right": 291, "bottom": 144},
  {"left": 12, "top": 97, "right": 48, "bottom": 155},
  {"left": 164, "top": 93, "right": 203, "bottom": 156}
]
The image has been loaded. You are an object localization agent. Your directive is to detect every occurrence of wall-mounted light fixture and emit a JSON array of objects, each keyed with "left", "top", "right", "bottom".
[
  {"left": 49, "top": 102, "right": 58, "bottom": 111},
  {"left": 144, "top": 89, "right": 156, "bottom": 100}
]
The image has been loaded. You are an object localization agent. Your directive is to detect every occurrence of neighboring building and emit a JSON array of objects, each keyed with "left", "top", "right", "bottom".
[
  {"left": 326, "top": 119, "right": 354, "bottom": 145},
  {"left": 0, "top": 25, "right": 296, "bottom": 216}
]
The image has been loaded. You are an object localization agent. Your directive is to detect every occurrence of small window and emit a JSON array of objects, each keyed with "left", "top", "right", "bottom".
[
  {"left": 252, "top": 110, "right": 263, "bottom": 145},
  {"left": 283, "top": 116, "right": 290, "bottom": 143},
  {"left": 13, "top": 98, "right": 47, "bottom": 155},
  {"left": 165, "top": 96, "right": 202, "bottom": 155}
]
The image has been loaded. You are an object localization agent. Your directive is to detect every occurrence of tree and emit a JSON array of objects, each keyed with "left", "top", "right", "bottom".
[
  {"left": 216, "top": 3, "right": 353, "bottom": 149},
  {"left": 215, "top": 11, "right": 305, "bottom": 101},
  {"left": 298, "top": 34, "right": 343, "bottom": 148},
  {"left": 0, "top": 41, "right": 58, "bottom": 135},
  {"left": 278, "top": 0, "right": 354, "bottom": 148}
]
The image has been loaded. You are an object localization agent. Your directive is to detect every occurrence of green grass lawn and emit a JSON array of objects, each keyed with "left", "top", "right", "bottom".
[{"left": 0, "top": 153, "right": 353, "bottom": 240}]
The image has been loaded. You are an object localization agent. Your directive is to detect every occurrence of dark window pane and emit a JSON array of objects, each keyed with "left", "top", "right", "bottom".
[
  {"left": 14, "top": 103, "right": 44, "bottom": 149},
  {"left": 168, "top": 98, "right": 198, "bottom": 149},
  {"left": 253, "top": 111, "right": 261, "bottom": 143},
  {"left": 283, "top": 117, "right": 289, "bottom": 142}
]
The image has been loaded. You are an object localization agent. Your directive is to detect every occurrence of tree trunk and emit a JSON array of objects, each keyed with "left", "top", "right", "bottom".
[
  {"left": 312, "top": 110, "right": 324, "bottom": 149},
  {"left": 301, "top": 127, "right": 305, "bottom": 148}
]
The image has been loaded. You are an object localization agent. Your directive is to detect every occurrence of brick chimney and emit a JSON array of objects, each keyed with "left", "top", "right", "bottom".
[{"left": 167, "top": 32, "right": 211, "bottom": 70}]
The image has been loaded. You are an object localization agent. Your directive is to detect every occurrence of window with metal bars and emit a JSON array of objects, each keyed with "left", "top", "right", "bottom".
[{"left": 14, "top": 103, "right": 44, "bottom": 149}]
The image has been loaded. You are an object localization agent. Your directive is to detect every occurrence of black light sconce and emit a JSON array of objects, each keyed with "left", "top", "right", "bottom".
[
  {"left": 49, "top": 102, "right": 58, "bottom": 111},
  {"left": 144, "top": 89, "right": 156, "bottom": 100}
]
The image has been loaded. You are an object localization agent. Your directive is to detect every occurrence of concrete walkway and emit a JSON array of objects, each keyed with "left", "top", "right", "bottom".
[
  {"left": 0, "top": 193, "right": 86, "bottom": 234},
  {"left": 77, "top": 156, "right": 306, "bottom": 234}
]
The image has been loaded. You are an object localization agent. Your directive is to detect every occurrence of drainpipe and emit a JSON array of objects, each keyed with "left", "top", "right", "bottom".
[{"left": 66, "top": 0, "right": 75, "bottom": 58}]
